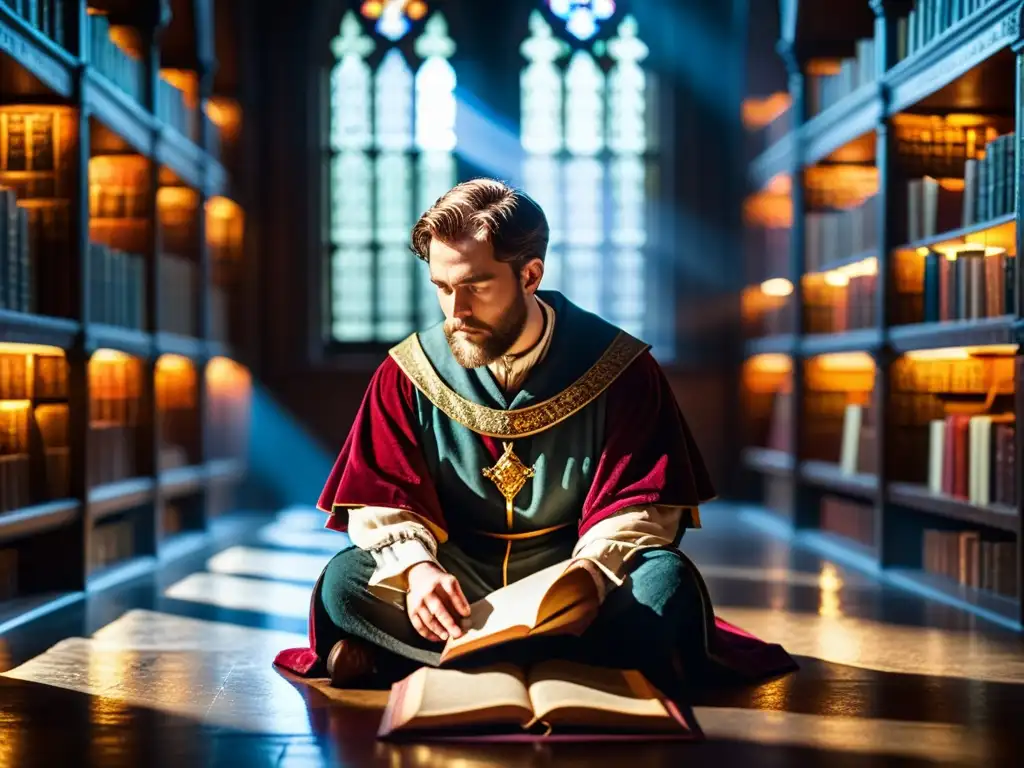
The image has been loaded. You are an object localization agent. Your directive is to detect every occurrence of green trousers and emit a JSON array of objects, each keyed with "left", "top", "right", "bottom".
[{"left": 311, "top": 545, "right": 709, "bottom": 694}]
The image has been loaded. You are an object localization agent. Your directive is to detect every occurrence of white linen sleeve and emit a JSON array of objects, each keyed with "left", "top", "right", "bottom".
[
  {"left": 571, "top": 505, "right": 684, "bottom": 587},
  {"left": 346, "top": 506, "right": 443, "bottom": 591}
]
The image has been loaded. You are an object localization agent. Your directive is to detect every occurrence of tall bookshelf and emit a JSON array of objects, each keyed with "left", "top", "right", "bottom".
[
  {"left": 741, "top": 0, "right": 1024, "bottom": 628},
  {"left": 0, "top": 2, "right": 251, "bottom": 626}
]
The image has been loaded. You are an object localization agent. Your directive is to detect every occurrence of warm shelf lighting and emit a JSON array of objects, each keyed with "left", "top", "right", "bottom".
[
  {"left": 0, "top": 342, "right": 65, "bottom": 356},
  {"left": 160, "top": 69, "right": 199, "bottom": 109},
  {"left": 760, "top": 278, "right": 793, "bottom": 297},
  {"left": 742, "top": 92, "right": 791, "bottom": 130},
  {"left": 204, "top": 97, "right": 243, "bottom": 141},
  {"left": 91, "top": 349, "right": 133, "bottom": 364},
  {"left": 156, "top": 186, "right": 200, "bottom": 215},
  {"left": 0, "top": 400, "right": 31, "bottom": 412},
  {"left": 157, "top": 354, "right": 193, "bottom": 373},
  {"left": 815, "top": 352, "right": 876, "bottom": 371},
  {"left": 747, "top": 354, "right": 792, "bottom": 374},
  {"left": 905, "top": 344, "right": 1018, "bottom": 361}
]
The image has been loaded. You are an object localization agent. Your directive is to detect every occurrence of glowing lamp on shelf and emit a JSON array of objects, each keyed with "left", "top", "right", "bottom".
[
  {"left": 747, "top": 353, "right": 792, "bottom": 374},
  {"left": 548, "top": 0, "right": 616, "bottom": 40},
  {"left": 905, "top": 344, "right": 1018, "bottom": 362},
  {"left": 0, "top": 342, "right": 65, "bottom": 357},
  {"left": 815, "top": 352, "right": 875, "bottom": 372},
  {"left": 760, "top": 278, "right": 793, "bottom": 298},
  {"left": 204, "top": 98, "right": 242, "bottom": 141},
  {"left": 361, "top": 0, "right": 429, "bottom": 41}
]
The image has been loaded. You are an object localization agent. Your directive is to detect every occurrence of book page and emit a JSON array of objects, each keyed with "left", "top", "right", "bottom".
[
  {"left": 526, "top": 660, "right": 672, "bottom": 726},
  {"left": 442, "top": 561, "right": 577, "bottom": 659},
  {"left": 415, "top": 664, "right": 532, "bottom": 720}
]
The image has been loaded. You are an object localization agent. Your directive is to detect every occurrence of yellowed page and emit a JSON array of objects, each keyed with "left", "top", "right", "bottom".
[
  {"left": 526, "top": 660, "right": 670, "bottom": 724},
  {"left": 443, "top": 561, "right": 575, "bottom": 657},
  {"left": 414, "top": 664, "right": 532, "bottom": 721}
]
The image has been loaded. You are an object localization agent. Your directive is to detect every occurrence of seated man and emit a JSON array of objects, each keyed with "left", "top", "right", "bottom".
[{"left": 275, "top": 179, "right": 796, "bottom": 692}]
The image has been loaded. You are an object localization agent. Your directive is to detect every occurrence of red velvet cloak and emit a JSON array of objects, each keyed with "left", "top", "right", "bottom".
[{"left": 274, "top": 348, "right": 797, "bottom": 685}]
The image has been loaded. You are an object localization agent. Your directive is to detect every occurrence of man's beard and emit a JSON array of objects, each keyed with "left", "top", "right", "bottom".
[{"left": 444, "top": 290, "right": 528, "bottom": 368}]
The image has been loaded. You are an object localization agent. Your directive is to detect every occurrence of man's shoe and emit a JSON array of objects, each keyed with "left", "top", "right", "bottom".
[{"left": 326, "top": 638, "right": 376, "bottom": 688}]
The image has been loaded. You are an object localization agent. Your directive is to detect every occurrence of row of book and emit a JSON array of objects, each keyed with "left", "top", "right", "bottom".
[
  {"left": 927, "top": 414, "right": 1016, "bottom": 507},
  {"left": 895, "top": 117, "right": 1006, "bottom": 182},
  {"left": 160, "top": 253, "right": 198, "bottom": 336},
  {"left": 897, "top": 0, "right": 996, "bottom": 64},
  {"left": 820, "top": 495, "right": 875, "bottom": 548},
  {"left": 88, "top": 243, "right": 146, "bottom": 329},
  {"left": 5, "top": 1, "right": 67, "bottom": 45},
  {"left": 157, "top": 78, "right": 197, "bottom": 142},
  {"left": 88, "top": 422, "right": 139, "bottom": 488},
  {"left": 892, "top": 354, "right": 1013, "bottom": 395},
  {"left": 0, "top": 360, "right": 58, "bottom": 410},
  {"left": 839, "top": 404, "right": 877, "bottom": 477},
  {"left": 90, "top": 159, "right": 151, "bottom": 221},
  {"left": 918, "top": 249, "right": 1017, "bottom": 323},
  {"left": 803, "top": 273, "right": 877, "bottom": 334},
  {"left": 807, "top": 38, "right": 877, "bottom": 117},
  {"left": 87, "top": 10, "right": 144, "bottom": 103},
  {"left": 0, "top": 189, "right": 33, "bottom": 314},
  {"left": 805, "top": 196, "right": 878, "bottom": 274},
  {"left": 904, "top": 134, "right": 1016, "bottom": 243},
  {"left": 922, "top": 528, "right": 1017, "bottom": 598},
  {"left": 90, "top": 517, "right": 138, "bottom": 572},
  {"left": 965, "top": 131, "right": 1015, "bottom": 227}
]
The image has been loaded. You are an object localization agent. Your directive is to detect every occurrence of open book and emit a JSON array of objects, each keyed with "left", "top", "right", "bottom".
[
  {"left": 377, "top": 660, "right": 700, "bottom": 742},
  {"left": 439, "top": 560, "right": 601, "bottom": 664}
]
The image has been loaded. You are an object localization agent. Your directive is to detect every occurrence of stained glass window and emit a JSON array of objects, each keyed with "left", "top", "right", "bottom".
[
  {"left": 328, "top": 9, "right": 453, "bottom": 343},
  {"left": 521, "top": 7, "right": 657, "bottom": 344}
]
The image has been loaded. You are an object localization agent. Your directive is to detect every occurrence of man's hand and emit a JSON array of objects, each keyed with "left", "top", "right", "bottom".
[{"left": 406, "top": 562, "right": 471, "bottom": 643}]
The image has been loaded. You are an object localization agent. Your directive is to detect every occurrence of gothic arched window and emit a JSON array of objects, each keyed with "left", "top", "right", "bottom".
[
  {"left": 520, "top": 3, "right": 656, "bottom": 343},
  {"left": 327, "top": 5, "right": 454, "bottom": 343}
]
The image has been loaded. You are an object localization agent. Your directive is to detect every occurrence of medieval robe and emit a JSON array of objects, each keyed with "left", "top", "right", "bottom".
[{"left": 275, "top": 291, "right": 796, "bottom": 683}]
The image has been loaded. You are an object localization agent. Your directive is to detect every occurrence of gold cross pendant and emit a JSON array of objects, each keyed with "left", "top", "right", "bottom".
[{"left": 482, "top": 441, "right": 536, "bottom": 528}]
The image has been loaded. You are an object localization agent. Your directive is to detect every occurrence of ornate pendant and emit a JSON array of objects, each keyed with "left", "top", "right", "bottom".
[{"left": 482, "top": 441, "right": 535, "bottom": 528}]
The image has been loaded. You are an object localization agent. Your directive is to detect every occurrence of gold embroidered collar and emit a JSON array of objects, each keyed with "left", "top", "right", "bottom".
[{"left": 389, "top": 331, "right": 649, "bottom": 438}]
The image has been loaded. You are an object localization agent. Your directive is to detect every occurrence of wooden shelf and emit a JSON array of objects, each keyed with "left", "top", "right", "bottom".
[
  {"left": 84, "top": 68, "right": 157, "bottom": 157},
  {"left": 802, "top": 83, "right": 881, "bottom": 167},
  {"left": 744, "top": 334, "right": 797, "bottom": 357},
  {"left": 159, "top": 466, "right": 207, "bottom": 498},
  {"left": 749, "top": 132, "right": 794, "bottom": 189},
  {"left": 86, "top": 325, "right": 153, "bottom": 357},
  {"left": 0, "top": 5, "right": 75, "bottom": 98},
  {"left": 889, "top": 316, "right": 1018, "bottom": 354},
  {"left": 807, "top": 249, "right": 878, "bottom": 276},
  {"left": 895, "top": 213, "right": 1016, "bottom": 254},
  {"left": 801, "top": 328, "right": 882, "bottom": 356},
  {"left": 154, "top": 332, "right": 206, "bottom": 360},
  {"left": 0, "top": 0, "right": 252, "bottom": 635},
  {"left": 747, "top": 0, "right": 1021, "bottom": 189},
  {"left": 156, "top": 128, "right": 206, "bottom": 193},
  {"left": 0, "top": 500, "right": 81, "bottom": 545},
  {"left": 0, "top": 310, "right": 80, "bottom": 349},
  {"left": 889, "top": 483, "right": 1018, "bottom": 533},
  {"left": 884, "top": 0, "right": 1019, "bottom": 115},
  {"left": 742, "top": 447, "right": 794, "bottom": 477},
  {"left": 800, "top": 461, "right": 879, "bottom": 500},
  {"left": 88, "top": 478, "right": 157, "bottom": 522},
  {"left": 742, "top": 0, "right": 1024, "bottom": 627}
]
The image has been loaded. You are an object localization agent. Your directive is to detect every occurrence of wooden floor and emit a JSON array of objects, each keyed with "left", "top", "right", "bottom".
[{"left": 2, "top": 503, "right": 1023, "bottom": 767}]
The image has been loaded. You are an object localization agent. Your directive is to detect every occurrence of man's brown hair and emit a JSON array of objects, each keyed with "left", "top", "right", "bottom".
[{"left": 410, "top": 178, "right": 549, "bottom": 271}]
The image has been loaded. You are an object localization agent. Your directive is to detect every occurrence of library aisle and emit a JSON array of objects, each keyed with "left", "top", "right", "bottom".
[{"left": 1, "top": 502, "right": 1022, "bottom": 767}]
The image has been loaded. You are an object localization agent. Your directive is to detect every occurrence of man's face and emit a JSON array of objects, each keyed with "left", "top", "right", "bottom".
[{"left": 429, "top": 236, "right": 530, "bottom": 368}]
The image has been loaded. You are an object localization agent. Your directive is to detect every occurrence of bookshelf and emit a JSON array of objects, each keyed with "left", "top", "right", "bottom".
[
  {"left": 0, "top": 3, "right": 251, "bottom": 624},
  {"left": 741, "top": 0, "right": 1024, "bottom": 627}
]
